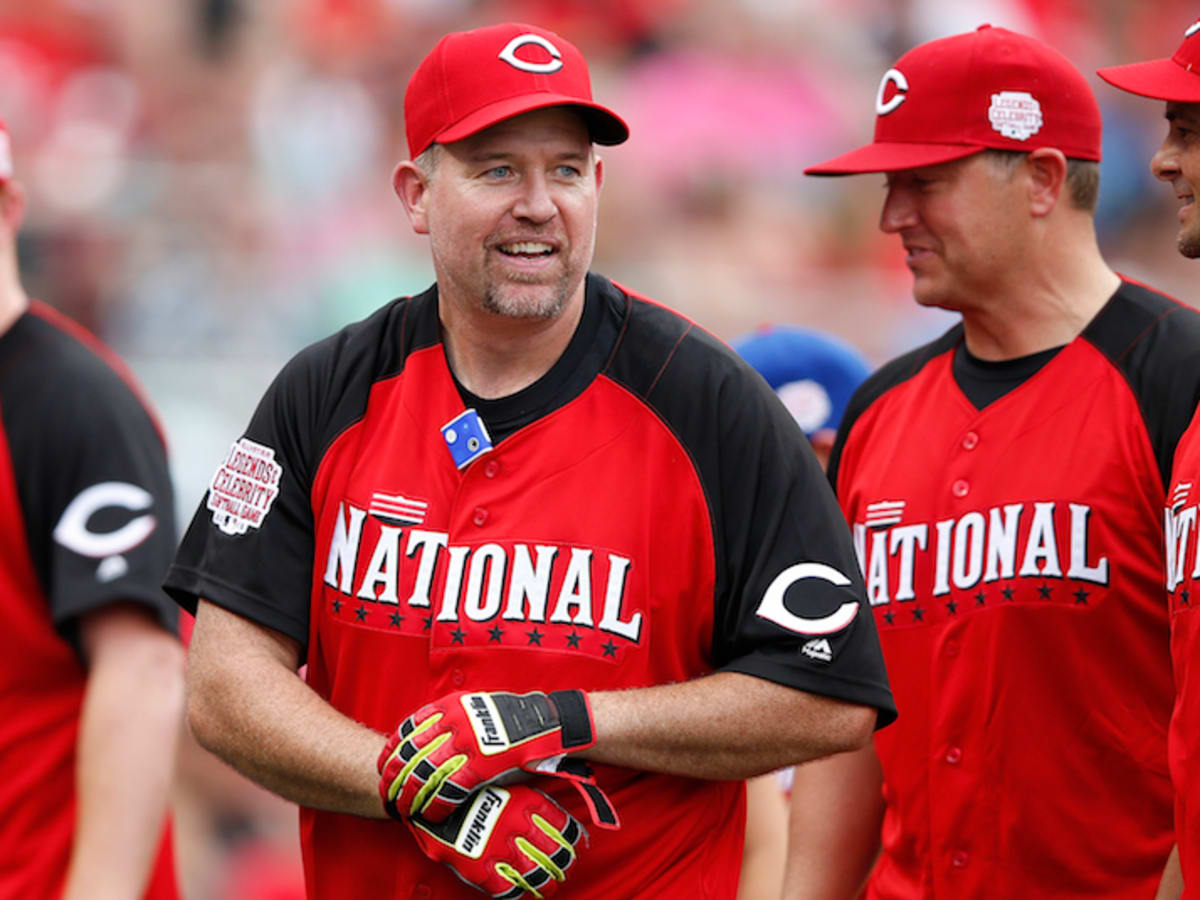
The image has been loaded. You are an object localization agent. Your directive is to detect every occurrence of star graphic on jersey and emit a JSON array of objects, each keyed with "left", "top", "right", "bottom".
[
  {"left": 1074, "top": 588, "right": 1089, "bottom": 606},
  {"left": 973, "top": 590, "right": 985, "bottom": 606},
  {"left": 332, "top": 599, "right": 343, "bottom": 614},
  {"left": 389, "top": 612, "right": 404, "bottom": 628},
  {"left": 488, "top": 626, "right": 505, "bottom": 643},
  {"left": 423, "top": 615, "right": 434, "bottom": 631},
  {"left": 355, "top": 605, "right": 368, "bottom": 622},
  {"left": 1001, "top": 585, "right": 1015, "bottom": 602},
  {"left": 1037, "top": 583, "right": 1053, "bottom": 600},
  {"left": 451, "top": 628, "right": 466, "bottom": 645},
  {"left": 565, "top": 632, "right": 582, "bottom": 649},
  {"left": 527, "top": 628, "right": 544, "bottom": 646},
  {"left": 945, "top": 599, "right": 958, "bottom": 615},
  {"left": 912, "top": 606, "right": 925, "bottom": 622},
  {"left": 883, "top": 610, "right": 895, "bottom": 626},
  {"left": 601, "top": 640, "right": 618, "bottom": 658}
]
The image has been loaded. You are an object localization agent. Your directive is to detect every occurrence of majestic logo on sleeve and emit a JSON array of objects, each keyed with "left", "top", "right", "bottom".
[
  {"left": 322, "top": 500, "right": 643, "bottom": 660},
  {"left": 53, "top": 481, "right": 157, "bottom": 582},
  {"left": 856, "top": 497, "right": 1110, "bottom": 626},
  {"left": 208, "top": 438, "right": 283, "bottom": 536}
]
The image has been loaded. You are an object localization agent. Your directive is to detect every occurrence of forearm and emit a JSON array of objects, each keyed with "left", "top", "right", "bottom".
[
  {"left": 1155, "top": 845, "right": 1182, "bottom": 900},
  {"left": 781, "top": 744, "right": 883, "bottom": 900},
  {"left": 187, "top": 600, "right": 388, "bottom": 818},
  {"left": 737, "top": 773, "right": 789, "bottom": 900},
  {"left": 582, "top": 671, "right": 875, "bottom": 779},
  {"left": 64, "top": 618, "right": 185, "bottom": 900}
]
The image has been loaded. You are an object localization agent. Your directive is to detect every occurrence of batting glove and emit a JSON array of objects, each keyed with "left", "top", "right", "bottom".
[
  {"left": 409, "top": 783, "right": 584, "bottom": 899},
  {"left": 379, "top": 690, "right": 596, "bottom": 824}
]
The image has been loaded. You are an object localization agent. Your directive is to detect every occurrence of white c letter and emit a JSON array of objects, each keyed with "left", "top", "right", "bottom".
[
  {"left": 876, "top": 68, "right": 908, "bottom": 115},
  {"left": 756, "top": 562, "right": 859, "bottom": 635}
]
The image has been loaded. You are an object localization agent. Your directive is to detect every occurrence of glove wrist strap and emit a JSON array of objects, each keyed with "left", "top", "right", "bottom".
[{"left": 548, "top": 689, "right": 593, "bottom": 749}]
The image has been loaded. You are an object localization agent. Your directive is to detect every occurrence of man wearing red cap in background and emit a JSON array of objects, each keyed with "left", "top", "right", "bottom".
[
  {"left": 1100, "top": 19, "right": 1200, "bottom": 898},
  {"left": 783, "top": 25, "right": 1200, "bottom": 900},
  {"left": 164, "top": 22, "right": 895, "bottom": 899},
  {"left": 0, "top": 122, "right": 184, "bottom": 897}
]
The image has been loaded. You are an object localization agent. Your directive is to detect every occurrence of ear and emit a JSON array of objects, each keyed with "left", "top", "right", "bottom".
[
  {"left": 1025, "top": 148, "right": 1068, "bottom": 218},
  {"left": 393, "top": 161, "right": 431, "bottom": 235},
  {"left": 0, "top": 180, "right": 26, "bottom": 235},
  {"left": 593, "top": 154, "right": 604, "bottom": 192}
]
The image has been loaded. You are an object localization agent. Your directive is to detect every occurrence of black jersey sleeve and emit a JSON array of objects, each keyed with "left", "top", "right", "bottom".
[
  {"left": 605, "top": 294, "right": 895, "bottom": 726},
  {"left": 1082, "top": 280, "right": 1200, "bottom": 491},
  {"left": 1, "top": 311, "right": 178, "bottom": 645},
  {"left": 704, "top": 347, "right": 895, "bottom": 724}
]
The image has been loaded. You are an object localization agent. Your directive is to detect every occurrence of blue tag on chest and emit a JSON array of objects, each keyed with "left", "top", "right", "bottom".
[{"left": 442, "top": 409, "right": 493, "bottom": 469}]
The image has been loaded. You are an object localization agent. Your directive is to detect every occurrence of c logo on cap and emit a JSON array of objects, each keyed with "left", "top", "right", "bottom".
[
  {"left": 876, "top": 68, "right": 908, "bottom": 115},
  {"left": 498, "top": 34, "right": 564, "bottom": 74}
]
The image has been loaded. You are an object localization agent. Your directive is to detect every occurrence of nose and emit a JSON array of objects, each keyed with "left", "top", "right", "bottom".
[
  {"left": 879, "top": 185, "right": 917, "bottom": 233},
  {"left": 511, "top": 171, "right": 557, "bottom": 224},
  {"left": 1151, "top": 135, "right": 1180, "bottom": 183}
]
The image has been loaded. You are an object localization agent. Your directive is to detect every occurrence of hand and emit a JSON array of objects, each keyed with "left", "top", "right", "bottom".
[
  {"left": 409, "top": 784, "right": 585, "bottom": 898},
  {"left": 379, "top": 690, "right": 595, "bottom": 822}
]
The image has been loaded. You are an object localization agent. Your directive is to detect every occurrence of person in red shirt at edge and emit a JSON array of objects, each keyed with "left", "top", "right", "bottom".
[
  {"left": 782, "top": 24, "right": 1200, "bottom": 900},
  {"left": 163, "top": 21, "right": 896, "bottom": 900},
  {"left": 0, "top": 120, "right": 184, "bottom": 897},
  {"left": 1099, "top": 18, "right": 1200, "bottom": 899}
]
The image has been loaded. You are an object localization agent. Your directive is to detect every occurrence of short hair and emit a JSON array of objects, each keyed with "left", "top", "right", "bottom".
[
  {"left": 981, "top": 149, "right": 1099, "bottom": 213},
  {"left": 414, "top": 143, "right": 442, "bottom": 178}
]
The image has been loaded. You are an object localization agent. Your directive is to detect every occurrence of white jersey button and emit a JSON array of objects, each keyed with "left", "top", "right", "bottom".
[
  {"left": 962, "top": 431, "right": 979, "bottom": 450},
  {"left": 952, "top": 479, "right": 969, "bottom": 498}
]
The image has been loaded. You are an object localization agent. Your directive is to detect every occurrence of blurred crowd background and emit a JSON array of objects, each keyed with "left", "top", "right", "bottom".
[{"left": 2, "top": 0, "right": 1195, "bottom": 896}]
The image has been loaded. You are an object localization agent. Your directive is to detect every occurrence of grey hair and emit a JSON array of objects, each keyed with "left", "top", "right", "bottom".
[{"left": 981, "top": 149, "right": 1100, "bottom": 213}]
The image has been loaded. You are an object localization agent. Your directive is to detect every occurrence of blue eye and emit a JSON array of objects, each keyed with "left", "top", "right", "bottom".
[{"left": 486, "top": 166, "right": 511, "bottom": 178}]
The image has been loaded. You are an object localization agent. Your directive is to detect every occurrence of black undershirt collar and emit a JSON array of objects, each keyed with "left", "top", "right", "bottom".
[
  {"left": 953, "top": 340, "right": 1065, "bottom": 410},
  {"left": 451, "top": 274, "right": 614, "bottom": 443}
]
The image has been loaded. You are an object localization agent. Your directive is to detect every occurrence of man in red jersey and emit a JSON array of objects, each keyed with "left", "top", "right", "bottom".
[
  {"left": 165, "top": 21, "right": 895, "bottom": 900},
  {"left": 0, "top": 121, "right": 183, "bottom": 897},
  {"left": 782, "top": 25, "right": 1200, "bottom": 900},
  {"left": 1099, "top": 18, "right": 1200, "bottom": 898}
]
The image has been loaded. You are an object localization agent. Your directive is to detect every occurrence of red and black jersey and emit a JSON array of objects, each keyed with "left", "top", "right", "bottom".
[
  {"left": 0, "top": 301, "right": 179, "bottom": 898},
  {"left": 166, "top": 273, "right": 896, "bottom": 900},
  {"left": 829, "top": 279, "right": 1200, "bottom": 899},
  {"left": 1166, "top": 413, "right": 1200, "bottom": 896}
]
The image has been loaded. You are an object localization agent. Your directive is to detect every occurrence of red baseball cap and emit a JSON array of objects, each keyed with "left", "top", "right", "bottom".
[
  {"left": 806, "top": 25, "right": 1102, "bottom": 176},
  {"left": 405, "top": 22, "right": 629, "bottom": 158},
  {"left": 1097, "top": 19, "right": 1200, "bottom": 102}
]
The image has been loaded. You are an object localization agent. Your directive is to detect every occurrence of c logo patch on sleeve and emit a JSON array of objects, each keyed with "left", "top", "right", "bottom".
[
  {"left": 207, "top": 437, "right": 283, "bottom": 536},
  {"left": 756, "top": 562, "right": 860, "bottom": 636}
]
